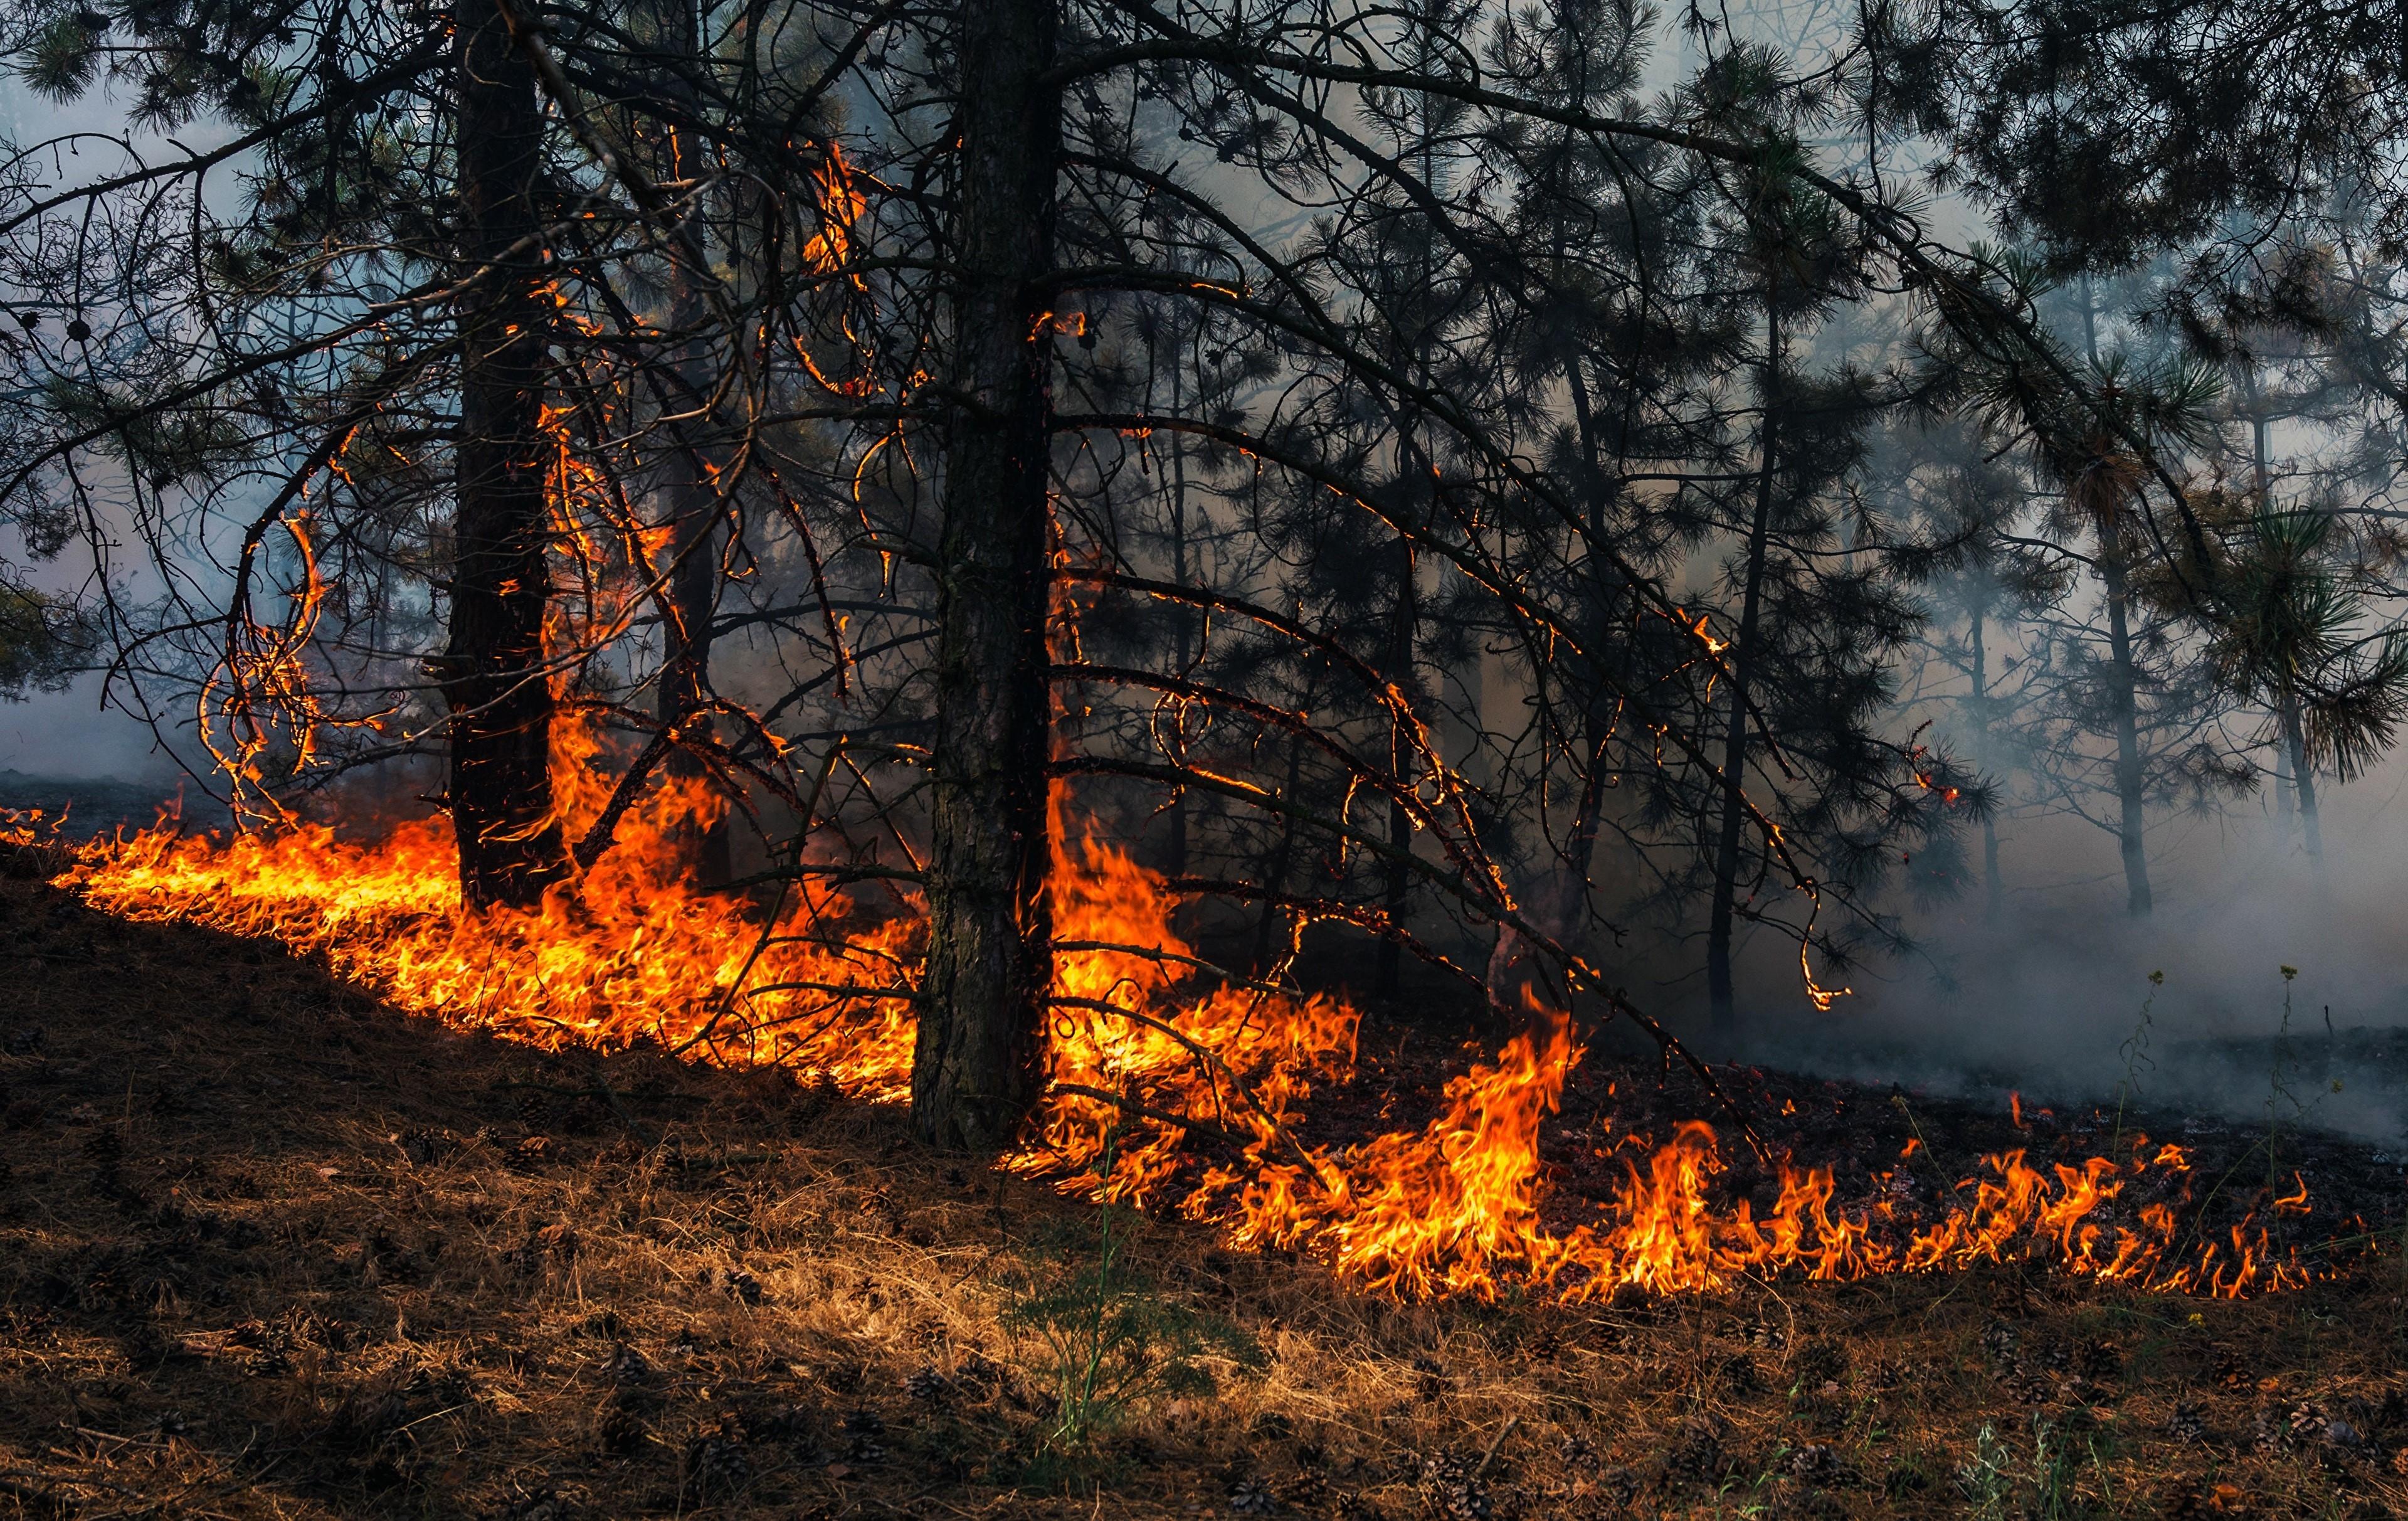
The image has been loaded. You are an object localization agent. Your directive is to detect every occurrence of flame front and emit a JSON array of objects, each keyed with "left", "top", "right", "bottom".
[{"left": 6, "top": 785, "right": 2315, "bottom": 1303}]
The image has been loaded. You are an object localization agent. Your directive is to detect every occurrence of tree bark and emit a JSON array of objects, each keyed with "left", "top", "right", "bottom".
[
  {"left": 1970, "top": 608, "right": 2004, "bottom": 919},
  {"left": 649, "top": 0, "right": 731, "bottom": 888},
  {"left": 1375, "top": 529, "right": 1416, "bottom": 1002},
  {"left": 1708, "top": 296, "right": 1780, "bottom": 1036},
  {"left": 2099, "top": 548, "right": 2154, "bottom": 916},
  {"left": 1250, "top": 722, "right": 1310, "bottom": 977},
  {"left": 445, "top": 0, "right": 569, "bottom": 911},
  {"left": 911, "top": 0, "right": 1060, "bottom": 1152},
  {"left": 2280, "top": 692, "right": 2323, "bottom": 864},
  {"left": 1164, "top": 341, "right": 1191, "bottom": 878}
]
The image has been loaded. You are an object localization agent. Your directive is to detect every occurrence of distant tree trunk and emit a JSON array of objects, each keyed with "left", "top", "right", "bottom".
[
  {"left": 1708, "top": 294, "right": 1780, "bottom": 1035},
  {"left": 2273, "top": 717, "right": 2297, "bottom": 844},
  {"left": 1164, "top": 346, "right": 1191, "bottom": 879},
  {"left": 445, "top": 0, "right": 569, "bottom": 911},
  {"left": 1560, "top": 347, "right": 1619, "bottom": 947},
  {"left": 2279, "top": 691, "right": 2323, "bottom": 864},
  {"left": 650, "top": 0, "right": 731, "bottom": 888},
  {"left": 1375, "top": 529, "right": 1416, "bottom": 1002},
  {"left": 2099, "top": 544, "right": 2154, "bottom": 916},
  {"left": 911, "top": 0, "right": 1059, "bottom": 1152},
  {"left": 1251, "top": 722, "right": 1310, "bottom": 976},
  {"left": 653, "top": 304, "right": 732, "bottom": 886},
  {"left": 2252, "top": 405, "right": 2306, "bottom": 853},
  {"left": 1970, "top": 608, "right": 2004, "bottom": 919}
]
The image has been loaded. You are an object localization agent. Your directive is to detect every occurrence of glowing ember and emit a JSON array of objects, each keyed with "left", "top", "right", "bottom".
[{"left": 0, "top": 771, "right": 2316, "bottom": 1303}]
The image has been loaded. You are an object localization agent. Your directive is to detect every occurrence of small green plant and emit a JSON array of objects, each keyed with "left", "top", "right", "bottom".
[
  {"left": 2027, "top": 1413, "right": 2083, "bottom": 1521},
  {"left": 1953, "top": 1414, "right": 2106, "bottom": 1520},
  {"left": 2109, "top": 970, "right": 2162, "bottom": 1152},
  {"left": 1003, "top": 1135, "right": 1263, "bottom": 1460},
  {"left": 1956, "top": 1422, "right": 2016, "bottom": 1520}
]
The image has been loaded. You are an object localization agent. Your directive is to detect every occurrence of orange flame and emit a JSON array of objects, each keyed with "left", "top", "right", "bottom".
[{"left": 4, "top": 774, "right": 2319, "bottom": 1305}]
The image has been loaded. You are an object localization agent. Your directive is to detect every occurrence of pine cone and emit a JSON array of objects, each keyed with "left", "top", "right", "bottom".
[
  {"left": 2159, "top": 1482, "right": 2209, "bottom": 1521},
  {"left": 2249, "top": 1406, "right": 2286, "bottom": 1456},
  {"left": 1283, "top": 1469, "right": 1329, "bottom": 1507},
  {"left": 1228, "top": 1476, "right": 1281, "bottom": 1514},
  {"left": 841, "top": 1407, "right": 887, "bottom": 1463},
  {"left": 1979, "top": 1320, "right": 2019, "bottom": 1365},
  {"left": 1795, "top": 1338, "right": 1848, "bottom": 1387},
  {"left": 680, "top": 1416, "right": 750, "bottom": 1503},
  {"left": 1790, "top": 1443, "right": 1849, "bottom": 1484},
  {"left": 1417, "top": 1451, "right": 1494, "bottom": 1518},
  {"left": 594, "top": 1405, "right": 647, "bottom": 1458},
  {"left": 1664, "top": 1417, "right": 1727, "bottom": 1480},
  {"left": 2078, "top": 1337, "right": 2121, "bottom": 1381}
]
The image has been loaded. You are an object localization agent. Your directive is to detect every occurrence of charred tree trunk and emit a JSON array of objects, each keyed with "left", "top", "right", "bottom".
[
  {"left": 911, "top": 0, "right": 1059, "bottom": 1152},
  {"left": 2099, "top": 546, "right": 2155, "bottom": 916},
  {"left": 444, "top": 0, "right": 569, "bottom": 910},
  {"left": 1708, "top": 297, "right": 1780, "bottom": 1036}
]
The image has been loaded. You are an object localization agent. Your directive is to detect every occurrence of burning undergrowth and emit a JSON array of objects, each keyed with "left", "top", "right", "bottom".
[
  {"left": 4, "top": 864, "right": 2408, "bottom": 1518},
  {"left": 0, "top": 760, "right": 2392, "bottom": 1306}
]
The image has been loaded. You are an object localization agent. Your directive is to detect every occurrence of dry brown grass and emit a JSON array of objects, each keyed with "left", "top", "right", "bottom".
[{"left": 4, "top": 869, "right": 2408, "bottom": 1520}]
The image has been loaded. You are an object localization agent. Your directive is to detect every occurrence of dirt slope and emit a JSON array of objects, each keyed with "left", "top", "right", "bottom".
[{"left": 3, "top": 871, "right": 2407, "bottom": 1519}]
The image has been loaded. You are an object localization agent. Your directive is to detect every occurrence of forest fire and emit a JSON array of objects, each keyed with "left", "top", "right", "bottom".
[{"left": 2, "top": 767, "right": 2319, "bottom": 1305}]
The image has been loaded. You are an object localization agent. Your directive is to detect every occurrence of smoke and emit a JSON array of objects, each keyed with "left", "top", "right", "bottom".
[
  {"left": 0, "top": 676, "right": 181, "bottom": 782},
  {"left": 1726, "top": 758, "right": 2408, "bottom": 1142}
]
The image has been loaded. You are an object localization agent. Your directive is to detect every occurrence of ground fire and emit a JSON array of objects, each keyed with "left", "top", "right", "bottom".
[{"left": 4, "top": 766, "right": 2328, "bottom": 1305}]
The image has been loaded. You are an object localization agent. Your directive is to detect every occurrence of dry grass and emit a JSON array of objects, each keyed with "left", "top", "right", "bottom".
[{"left": 3, "top": 869, "right": 2408, "bottom": 1519}]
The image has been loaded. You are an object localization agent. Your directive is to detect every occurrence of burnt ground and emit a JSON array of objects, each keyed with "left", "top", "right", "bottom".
[{"left": 3, "top": 866, "right": 2408, "bottom": 1520}]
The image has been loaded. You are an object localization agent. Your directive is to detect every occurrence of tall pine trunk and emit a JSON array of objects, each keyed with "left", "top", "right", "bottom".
[
  {"left": 650, "top": 0, "right": 731, "bottom": 888},
  {"left": 1708, "top": 295, "right": 1780, "bottom": 1035},
  {"left": 911, "top": 0, "right": 1059, "bottom": 1151},
  {"left": 1164, "top": 349, "right": 1192, "bottom": 878},
  {"left": 2099, "top": 547, "right": 2154, "bottom": 916},
  {"left": 2280, "top": 692, "right": 2323, "bottom": 864},
  {"left": 445, "top": 0, "right": 569, "bottom": 910},
  {"left": 1375, "top": 530, "right": 1417, "bottom": 1001},
  {"left": 1970, "top": 609, "right": 2004, "bottom": 919}
]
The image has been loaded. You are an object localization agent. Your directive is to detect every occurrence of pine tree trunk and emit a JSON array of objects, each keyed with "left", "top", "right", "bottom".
[
  {"left": 1251, "top": 724, "right": 1309, "bottom": 976},
  {"left": 911, "top": 0, "right": 1059, "bottom": 1152},
  {"left": 1560, "top": 346, "right": 1615, "bottom": 945},
  {"left": 2099, "top": 549, "right": 2154, "bottom": 916},
  {"left": 2273, "top": 718, "right": 2297, "bottom": 843},
  {"left": 650, "top": 0, "right": 731, "bottom": 888},
  {"left": 1164, "top": 350, "right": 1191, "bottom": 879},
  {"left": 1708, "top": 299, "right": 1780, "bottom": 1035},
  {"left": 655, "top": 300, "right": 732, "bottom": 886},
  {"left": 1970, "top": 610, "right": 2004, "bottom": 919},
  {"left": 2281, "top": 693, "right": 2323, "bottom": 865},
  {"left": 1375, "top": 531, "right": 1416, "bottom": 1002},
  {"left": 445, "top": 0, "right": 568, "bottom": 911}
]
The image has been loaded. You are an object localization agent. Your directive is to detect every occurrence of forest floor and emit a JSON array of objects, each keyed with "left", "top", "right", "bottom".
[{"left": 4, "top": 866, "right": 2408, "bottom": 1520}]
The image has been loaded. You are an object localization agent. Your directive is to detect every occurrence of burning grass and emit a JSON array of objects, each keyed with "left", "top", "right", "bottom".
[
  {"left": 0, "top": 783, "right": 2358, "bottom": 1305},
  {"left": 3, "top": 874, "right": 2408, "bottom": 1518}
]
